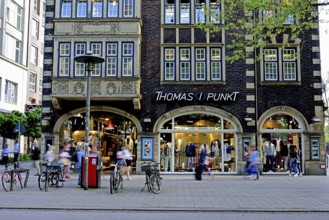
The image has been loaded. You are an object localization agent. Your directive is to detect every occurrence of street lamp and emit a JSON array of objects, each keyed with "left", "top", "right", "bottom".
[{"left": 74, "top": 52, "right": 104, "bottom": 190}]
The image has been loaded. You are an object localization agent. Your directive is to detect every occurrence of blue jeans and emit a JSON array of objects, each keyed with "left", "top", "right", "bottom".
[
  {"left": 77, "top": 165, "right": 81, "bottom": 185},
  {"left": 290, "top": 158, "right": 297, "bottom": 174}
]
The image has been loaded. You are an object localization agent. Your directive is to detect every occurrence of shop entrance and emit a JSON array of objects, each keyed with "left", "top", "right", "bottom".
[
  {"left": 259, "top": 113, "right": 303, "bottom": 174},
  {"left": 157, "top": 110, "right": 240, "bottom": 173}
]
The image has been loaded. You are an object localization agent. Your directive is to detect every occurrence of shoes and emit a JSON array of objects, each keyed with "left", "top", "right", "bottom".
[
  {"left": 127, "top": 177, "right": 133, "bottom": 180},
  {"left": 65, "top": 176, "right": 70, "bottom": 178},
  {"left": 34, "top": 173, "right": 40, "bottom": 176},
  {"left": 294, "top": 174, "right": 298, "bottom": 177},
  {"left": 289, "top": 174, "right": 291, "bottom": 176},
  {"left": 299, "top": 174, "right": 303, "bottom": 176}
]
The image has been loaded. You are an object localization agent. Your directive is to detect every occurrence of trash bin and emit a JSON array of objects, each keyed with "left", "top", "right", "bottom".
[{"left": 81, "top": 154, "right": 102, "bottom": 188}]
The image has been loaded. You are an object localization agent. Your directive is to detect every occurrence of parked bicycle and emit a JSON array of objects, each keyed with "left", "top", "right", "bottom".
[
  {"left": 1, "top": 162, "right": 23, "bottom": 192},
  {"left": 141, "top": 160, "right": 162, "bottom": 194},
  {"left": 38, "top": 162, "right": 65, "bottom": 192},
  {"left": 109, "top": 162, "right": 123, "bottom": 194}
]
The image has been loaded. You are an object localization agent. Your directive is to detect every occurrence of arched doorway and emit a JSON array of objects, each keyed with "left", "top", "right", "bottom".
[
  {"left": 50, "top": 106, "right": 142, "bottom": 169},
  {"left": 154, "top": 106, "right": 243, "bottom": 173},
  {"left": 258, "top": 106, "right": 308, "bottom": 174}
]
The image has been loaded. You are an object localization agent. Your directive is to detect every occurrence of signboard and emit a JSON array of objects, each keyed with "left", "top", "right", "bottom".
[
  {"left": 155, "top": 91, "right": 239, "bottom": 102},
  {"left": 141, "top": 137, "right": 153, "bottom": 160}
]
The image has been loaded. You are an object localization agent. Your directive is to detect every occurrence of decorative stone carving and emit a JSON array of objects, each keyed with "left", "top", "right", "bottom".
[
  {"left": 51, "top": 97, "right": 62, "bottom": 110},
  {"left": 74, "top": 82, "right": 85, "bottom": 95},
  {"left": 52, "top": 81, "right": 69, "bottom": 95},
  {"left": 133, "top": 98, "right": 141, "bottom": 110},
  {"left": 122, "top": 82, "right": 134, "bottom": 94},
  {"left": 277, "top": 106, "right": 286, "bottom": 111},
  {"left": 91, "top": 81, "right": 101, "bottom": 95},
  {"left": 74, "top": 22, "right": 119, "bottom": 35},
  {"left": 107, "top": 83, "right": 117, "bottom": 95},
  {"left": 163, "top": 112, "right": 171, "bottom": 119},
  {"left": 194, "top": 106, "right": 204, "bottom": 111}
]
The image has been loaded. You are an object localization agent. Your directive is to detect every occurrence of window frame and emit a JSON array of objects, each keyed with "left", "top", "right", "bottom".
[
  {"left": 122, "top": 42, "right": 134, "bottom": 77},
  {"left": 106, "top": 42, "right": 118, "bottom": 77},
  {"left": 31, "top": 45, "right": 38, "bottom": 65},
  {"left": 6, "top": 34, "right": 21, "bottom": 63},
  {"left": 74, "top": 42, "right": 87, "bottom": 77},
  {"left": 210, "top": 47, "right": 222, "bottom": 80},
  {"left": 61, "top": 0, "right": 72, "bottom": 17},
  {"left": 7, "top": 1, "right": 23, "bottom": 30},
  {"left": 29, "top": 72, "right": 37, "bottom": 92},
  {"left": 195, "top": 48, "right": 206, "bottom": 81},
  {"left": 180, "top": 0, "right": 190, "bottom": 24},
  {"left": 58, "top": 42, "right": 71, "bottom": 77},
  {"left": 164, "top": 48, "right": 176, "bottom": 81},
  {"left": 164, "top": 0, "right": 175, "bottom": 24},
  {"left": 92, "top": 0, "right": 103, "bottom": 17},
  {"left": 76, "top": 0, "right": 88, "bottom": 18},
  {"left": 179, "top": 48, "right": 191, "bottom": 81},
  {"left": 32, "top": 19, "right": 39, "bottom": 39},
  {"left": 108, "top": 0, "right": 119, "bottom": 17},
  {"left": 4, "top": 80, "right": 17, "bottom": 104},
  {"left": 90, "top": 42, "right": 103, "bottom": 77},
  {"left": 123, "top": 0, "right": 134, "bottom": 17}
]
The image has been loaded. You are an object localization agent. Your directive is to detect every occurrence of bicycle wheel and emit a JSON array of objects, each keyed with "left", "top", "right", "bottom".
[
  {"left": 109, "top": 174, "right": 114, "bottom": 194},
  {"left": 2, "top": 171, "right": 12, "bottom": 192},
  {"left": 119, "top": 174, "right": 123, "bottom": 190},
  {"left": 149, "top": 174, "right": 162, "bottom": 194},
  {"left": 114, "top": 176, "right": 120, "bottom": 193},
  {"left": 15, "top": 172, "right": 23, "bottom": 189},
  {"left": 112, "top": 173, "right": 118, "bottom": 191},
  {"left": 38, "top": 172, "right": 47, "bottom": 190},
  {"left": 51, "top": 172, "right": 60, "bottom": 187}
]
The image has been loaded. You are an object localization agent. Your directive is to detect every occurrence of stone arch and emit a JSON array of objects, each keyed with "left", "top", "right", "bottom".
[
  {"left": 53, "top": 106, "right": 142, "bottom": 134},
  {"left": 258, "top": 106, "right": 309, "bottom": 132},
  {"left": 153, "top": 105, "right": 243, "bottom": 132}
]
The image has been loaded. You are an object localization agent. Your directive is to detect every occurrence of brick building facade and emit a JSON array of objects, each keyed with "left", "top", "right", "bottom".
[{"left": 42, "top": 0, "right": 325, "bottom": 175}]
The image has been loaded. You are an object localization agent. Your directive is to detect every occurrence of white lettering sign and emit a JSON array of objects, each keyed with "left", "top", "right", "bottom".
[{"left": 155, "top": 91, "right": 239, "bottom": 102}]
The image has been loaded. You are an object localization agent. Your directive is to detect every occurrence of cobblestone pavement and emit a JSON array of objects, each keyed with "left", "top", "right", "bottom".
[{"left": 1, "top": 165, "right": 329, "bottom": 212}]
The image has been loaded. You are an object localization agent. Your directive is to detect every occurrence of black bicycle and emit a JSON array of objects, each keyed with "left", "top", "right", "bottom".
[
  {"left": 38, "top": 162, "right": 65, "bottom": 191},
  {"left": 109, "top": 162, "right": 123, "bottom": 194},
  {"left": 141, "top": 161, "right": 162, "bottom": 194}
]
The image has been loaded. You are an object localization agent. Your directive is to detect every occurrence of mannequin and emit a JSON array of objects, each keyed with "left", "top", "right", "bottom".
[{"left": 185, "top": 142, "right": 196, "bottom": 170}]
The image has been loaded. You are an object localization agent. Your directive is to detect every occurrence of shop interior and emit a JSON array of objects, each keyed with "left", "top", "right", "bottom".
[
  {"left": 63, "top": 111, "right": 137, "bottom": 169},
  {"left": 159, "top": 113, "right": 236, "bottom": 173},
  {"left": 259, "top": 114, "right": 302, "bottom": 173}
]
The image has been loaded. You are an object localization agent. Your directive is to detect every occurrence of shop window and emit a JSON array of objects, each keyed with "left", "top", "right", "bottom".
[{"left": 310, "top": 137, "right": 320, "bottom": 160}]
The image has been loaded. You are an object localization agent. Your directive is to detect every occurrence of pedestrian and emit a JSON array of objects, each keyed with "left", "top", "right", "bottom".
[
  {"left": 13, "top": 140, "right": 20, "bottom": 167},
  {"left": 244, "top": 146, "right": 252, "bottom": 177},
  {"left": 264, "top": 138, "right": 276, "bottom": 172},
  {"left": 248, "top": 145, "right": 259, "bottom": 180},
  {"left": 122, "top": 145, "right": 134, "bottom": 180},
  {"left": 45, "top": 144, "right": 56, "bottom": 164},
  {"left": 2, "top": 144, "right": 9, "bottom": 169},
  {"left": 195, "top": 144, "right": 206, "bottom": 180},
  {"left": 76, "top": 144, "right": 85, "bottom": 185},
  {"left": 31, "top": 141, "right": 41, "bottom": 176},
  {"left": 296, "top": 147, "right": 302, "bottom": 176},
  {"left": 59, "top": 142, "right": 72, "bottom": 178},
  {"left": 289, "top": 145, "right": 298, "bottom": 177}
]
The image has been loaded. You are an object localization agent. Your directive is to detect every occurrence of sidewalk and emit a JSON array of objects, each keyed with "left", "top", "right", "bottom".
[{"left": 1, "top": 165, "right": 329, "bottom": 212}]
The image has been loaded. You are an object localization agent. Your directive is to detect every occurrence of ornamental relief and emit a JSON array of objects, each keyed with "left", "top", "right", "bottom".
[
  {"left": 122, "top": 82, "right": 134, "bottom": 94},
  {"left": 52, "top": 81, "right": 69, "bottom": 95},
  {"left": 74, "top": 22, "right": 119, "bottom": 35},
  {"left": 91, "top": 81, "right": 101, "bottom": 96},
  {"left": 73, "top": 82, "right": 85, "bottom": 95},
  {"left": 107, "top": 83, "right": 117, "bottom": 95}
]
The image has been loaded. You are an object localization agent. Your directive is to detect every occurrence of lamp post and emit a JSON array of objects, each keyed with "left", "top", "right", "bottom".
[{"left": 74, "top": 53, "right": 104, "bottom": 190}]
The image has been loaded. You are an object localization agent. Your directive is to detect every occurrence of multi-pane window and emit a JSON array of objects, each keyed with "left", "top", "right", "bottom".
[
  {"left": 164, "top": 47, "right": 222, "bottom": 82},
  {"left": 195, "top": 0, "right": 205, "bottom": 23},
  {"left": 59, "top": 43, "right": 70, "bottom": 76},
  {"left": 7, "top": 1, "right": 23, "bottom": 30},
  {"left": 32, "top": 19, "right": 39, "bottom": 39},
  {"left": 264, "top": 49, "right": 278, "bottom": 80},
  {"left": 4, "top": 80, "right": 17, "bottom": 104},
  {"left": 124, "top": 0, "right": 134, "bottom": 17},
  {"left": 106, "top": 43, "right": 118, "bottom": 77},
  {"left": 108, "top": 0, "right": 119, "bottom": 17},
  {"left": 61, "top": 0, "right": 72, "bottom": 17},
  {"left": 77, "top": 0, "right": 87, "bottom": 17},
  {"left": 122, "top": 43, "right": 134, "bottom": 76},
  {"left": 6, "top": 35, "right": 21, "bottom": 63},
  {"left": 195, "top": 48, "right": 206, "bottom": 80},
  {"left": 91, "top": 43, "right": 102, "bottom": 76},
  {"left": 180, "top": 0, "right": 190, "bottom": 24},
  {"left": 75, "top": 43, "right": 86, "bottom": 76},
  {"left": 39, "top": 49, "right": 44, "bottom": 69},
  {"left": 210, "top": 0, "right": 220, "bottom": 23},
  {"left": 42, "top": 3, "right": 46, "bottom": 23},
  {"left": 29, "top": 72, "right": 37, "bottom": 92},
  {"left": 180, "top": 48, "right": 190, "bottom": 80},
  {"left": 283, "top": 48, "right": 297, "bottom": 80},
  {"left": 31, "top": 45, "right": 38, "bottom": 65},
  {"left": 211, "top": 48, "right": 221, "bottom": 80},
  {"left": 263, "top": 47, "right": 298, "bottom": 81},
  {"left": 165, "top": 48, "right": 175, "bottom": 80},
  {"left": 92, "top": 0, "right": 103, "bottom": 17},
  {"left": 165, "top": 0, "right": 175, "bottom": 24}
]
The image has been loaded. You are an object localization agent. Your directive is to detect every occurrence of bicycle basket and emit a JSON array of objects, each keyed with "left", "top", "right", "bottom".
[{"left": 141, "top": 165, "right": 151, "bottom": 172}]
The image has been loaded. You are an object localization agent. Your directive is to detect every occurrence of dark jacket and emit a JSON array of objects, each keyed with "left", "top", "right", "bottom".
[{"left": 31, "top": 146, "right": 40, "bottom": 160}]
